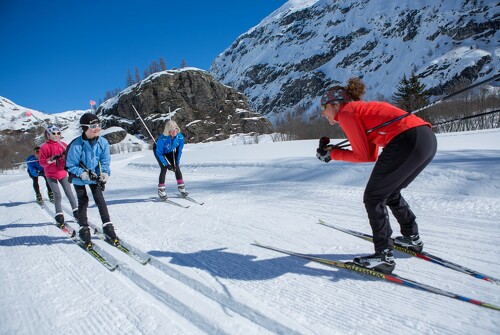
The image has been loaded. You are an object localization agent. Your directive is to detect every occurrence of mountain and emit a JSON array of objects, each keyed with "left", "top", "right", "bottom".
[
  {"left": 0, "top": 96, "right": 83, "bottom": 134},
  {"left": 209, "top": 0, "right": 499, "bottom": 122},
  {"left": 0, "top": 96, "right": 144, "bottom": 153}
]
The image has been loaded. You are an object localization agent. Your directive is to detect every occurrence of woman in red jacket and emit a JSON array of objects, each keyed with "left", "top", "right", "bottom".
[{"left": 317, "top": 77, "right": 437, "bottom": 274}]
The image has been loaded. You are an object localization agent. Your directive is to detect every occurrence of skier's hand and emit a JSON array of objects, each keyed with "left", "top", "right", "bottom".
[
  {"left": 80, "top": 172, "right": 90, "bottom": 181},
  {"left": 99, "top": 172, "right": 109, "bottom": 183},
  {"left": 167, "top": 165, "right": 176, "bottom": 172},
  {"left": 316, "top": 147, "right": 332, "bottom": 163},
  {"left": 319, "top": 136, "right": 330, "bottom": 149}
]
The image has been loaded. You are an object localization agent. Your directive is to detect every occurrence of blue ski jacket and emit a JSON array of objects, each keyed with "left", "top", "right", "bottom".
[
  {"left": 26, "top": 155, "right": 44, "bottom": 177},
  {"left": 65, "top": 135, "right": 111, "bottom": 186},
  {"left": 155, "top": 133, "right": 184, "bottom": 167}
]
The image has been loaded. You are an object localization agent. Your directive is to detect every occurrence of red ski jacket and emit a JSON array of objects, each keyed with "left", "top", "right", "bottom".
[
  {"left": 39, "top": 140, "right": 69, "bottom": 180},
  {"left": 331, "top": 101, "right": 431, "bottom": 163}
]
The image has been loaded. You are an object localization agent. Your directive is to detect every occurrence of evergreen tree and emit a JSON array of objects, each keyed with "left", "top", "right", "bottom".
[
  {"left": 180, "top": 59, "right": 187, "bottom": 68},
  {"left": 393, "top": 72, "right": 429, "bottom": 112}
]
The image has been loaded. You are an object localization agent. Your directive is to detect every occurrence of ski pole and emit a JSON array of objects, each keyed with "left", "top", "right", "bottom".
[
  {"left": 12, "top": 159, "right": 39, "bottom": 166},
  {"left": 132, "top": 104, "right": 156, "bottom": 144},
  {"left": 24, "top": 111, "right": 68, "bottom": 152}
]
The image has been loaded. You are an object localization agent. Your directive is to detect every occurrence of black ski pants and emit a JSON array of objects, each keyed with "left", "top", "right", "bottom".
[
  {"left": 74, "top": 184, "right": 110, "bottom": 227},
  {"left": 363, "top": 125, "right": 437, "bottom": 252},
  {"left": 29, "top": 174, "right": 52, "bottom": 196},
  {"left": 153, "top": 146, "right": 183, "bottom": 185}
]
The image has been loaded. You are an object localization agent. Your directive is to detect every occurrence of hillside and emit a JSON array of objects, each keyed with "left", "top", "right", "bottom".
[{"left": 210, "top": 0, "right": 499, "bottom": 121}]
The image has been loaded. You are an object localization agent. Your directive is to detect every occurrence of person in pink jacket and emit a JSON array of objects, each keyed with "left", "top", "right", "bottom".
[{"left": 39, "top": 125, "right": 78, "bottom": 227}]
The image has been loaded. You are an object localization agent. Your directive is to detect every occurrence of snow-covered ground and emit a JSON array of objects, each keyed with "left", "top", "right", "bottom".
[{"left": 1, "top": 129, "right": 499, "bottom": 334}]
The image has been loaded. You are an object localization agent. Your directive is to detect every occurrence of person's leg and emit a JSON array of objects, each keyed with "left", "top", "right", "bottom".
[
  {"left": 74, "top": 184, "right": 91, "bottom": 246},
  {"left": 153, "top": 146, "right": 168, "bottom": 196},
  {"left": 89, "top": 184, "right": 117, "bottom": 243},
  {"left": 88, "top": 184, "right": 110, "bottom": 224},
  {"left": 31, "top": 175, "right": 41, "bottom": 195},
  {"left": 47, "top": 178, "right": 63, "bottom": 215},
  {"left": 74, "top": 185, "right": 89, "bottom": 227},
  {"left": 59, "top": 176, "right": 78, "bottom": 216}
]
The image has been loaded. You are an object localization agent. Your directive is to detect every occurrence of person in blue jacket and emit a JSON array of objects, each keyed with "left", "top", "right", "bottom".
[
  {"left": 65, "top": 113, "right": 118, "bottom": 249},
  {"left": 26, "top": 146, "right": 54, "bottom": 204},
  {"left": 153, "top": 120, "right": 188, "bottom": 199}
]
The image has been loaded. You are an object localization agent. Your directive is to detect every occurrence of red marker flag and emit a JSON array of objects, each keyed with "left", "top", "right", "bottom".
[{"left": 89, "top": 100, "right": 96, "bottom": 106}]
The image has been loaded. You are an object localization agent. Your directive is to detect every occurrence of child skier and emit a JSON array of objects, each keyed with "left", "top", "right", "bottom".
[
  {"left": 65, "top": 113, "right": 118, "bottom": 249},
  {"left": 38, "top": 125, "right": 78, "bottom": 227},
  {"left": 153, "top": 120, "right": 188, "bottom": 199},
  {"left": 26, "top": 146, "right": 54, "bottom": 204}
]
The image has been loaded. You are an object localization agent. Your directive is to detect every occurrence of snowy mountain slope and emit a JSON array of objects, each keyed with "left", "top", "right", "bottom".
[
  {"left": 0, "top": 96, "right": 146, "bottom": 154},
  {"left": 210, "top": 0, "right": 499, "bottom": 121},
  {"left": 1, "top": 129, "right": 499, "bottom": 334},
  {"left": 0, "top": 96, "right": 87, "bottom": 133}
]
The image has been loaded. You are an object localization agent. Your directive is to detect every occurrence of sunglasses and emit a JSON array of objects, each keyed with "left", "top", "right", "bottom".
[
  {"left": 52, "top": 132, "right": 61, "bottom": 135},
  {"left": 81, "top": 123, "right": 101, "bottom": 129}
]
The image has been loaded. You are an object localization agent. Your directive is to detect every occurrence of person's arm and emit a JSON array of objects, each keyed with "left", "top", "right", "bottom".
[{"left": 330, "top": 111, "right": 378, "bottom": 163}]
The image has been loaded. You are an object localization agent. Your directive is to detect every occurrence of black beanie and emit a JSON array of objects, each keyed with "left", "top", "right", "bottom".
[{"left": 80, "top": 113, "right": 100, "bottom": 131}]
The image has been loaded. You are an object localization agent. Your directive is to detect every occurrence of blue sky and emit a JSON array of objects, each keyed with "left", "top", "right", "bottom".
[{"left": 0, "top": 0, "right": 287, "bottom": 114}]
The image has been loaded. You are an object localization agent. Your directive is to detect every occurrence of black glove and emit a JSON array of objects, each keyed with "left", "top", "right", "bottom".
[
  {"left": 316, "top": 147, "right": 332, "bottom": 163},
  {"left": 319, "top": 136, "right": 330, "bottom": 149},
  {"left": 167, "top": 165, "right": 176, "bottom": 172}
]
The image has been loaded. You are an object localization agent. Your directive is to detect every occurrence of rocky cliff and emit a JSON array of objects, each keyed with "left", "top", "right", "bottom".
[{"left": 98, "top": 68, "right": 273, "bottom": 143}]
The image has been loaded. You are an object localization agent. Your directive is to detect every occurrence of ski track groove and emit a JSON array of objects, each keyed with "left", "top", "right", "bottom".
[
  {"left": 36, "top": 205, "right": 182, "bottom": 334},
  {"left": 60, "top": 207, "right": 305, "bottom": 335}
]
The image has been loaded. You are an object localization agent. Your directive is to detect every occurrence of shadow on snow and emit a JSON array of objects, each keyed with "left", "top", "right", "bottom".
[{"left": 149, "top": 247, "right": 381, "bottom": 283}]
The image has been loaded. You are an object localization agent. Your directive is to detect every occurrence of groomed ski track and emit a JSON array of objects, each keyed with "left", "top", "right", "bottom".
[{"left": 1, "top": 132, "right": 500, "bottom": 334}]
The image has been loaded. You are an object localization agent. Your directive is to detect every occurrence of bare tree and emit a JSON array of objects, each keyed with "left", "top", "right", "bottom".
[
  {"left": 180, "top": 59, "right": 187, "bottom": 68},
  {"left": 126, "top": 69, "right": 134, "bottom": 87},
  {"left": 150, "top": 60, "right": 160, "bottom": 73},
  {"left": 134, "top": 67, "right": 141, "bottom": 83},
  {"left": 159, "top": 57, "right": 167, "bottom": 71}
]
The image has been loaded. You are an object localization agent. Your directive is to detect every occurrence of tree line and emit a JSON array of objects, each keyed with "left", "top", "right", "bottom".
[
  {"left": 275, "top": 73, "right": 499, "bottom": 141},
  {"left": 101, "top": 56, "right": 188, "bottom": 103},
  {"left": 1, "top": 72, "right": 497, "bottom": 172}
]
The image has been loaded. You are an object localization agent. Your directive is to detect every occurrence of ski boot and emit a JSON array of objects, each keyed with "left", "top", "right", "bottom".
[
  {"left": 353, "top": 249, "right": 395, "bottom": 274},
  {"left": 36, "top": 193, "right": 43, "bottom": 205},
  {"left": 394, "top": 234, "right": 424, "bottom": 253},
  {"left": 102, "top": 222, "right": 119, "bottom": 246},
  {"left": 158, "top": 184, "right": 167, "bottom": 199},
  {"left": 55, "top": 213, "right": 65, "bottom": 229},
  {"left": 178, "top": 183, "right": 188, "bottom": 197},
  {"left": 79, "top": 226, "right": 92, "bottom": 249},
  {"left": 48, "top": 191, "right": 55, "bottom": 203}
]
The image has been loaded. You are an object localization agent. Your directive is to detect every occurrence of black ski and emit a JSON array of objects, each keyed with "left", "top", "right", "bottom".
[
  {"left": 89, "top": 223, "right": 150, "bottom": 265},
  {"left": 41, "top": 204, "right": 117, "bottom": 271},
  {"left": 318, "top": 219, "right": 500, "bottom": 284},
  {"left": 176, "top": 194, "right": 204, "bottom": 205},
  {"left": 150, "top": 196, "right": 190, "bottom": 208},
  {"left": 253, "top": 241, "right": 500, "bottom": 312}
]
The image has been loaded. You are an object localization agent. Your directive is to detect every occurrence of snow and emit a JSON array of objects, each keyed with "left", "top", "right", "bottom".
[{"left": 1, "top": 129, "right": 499, "bottom": 334}]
